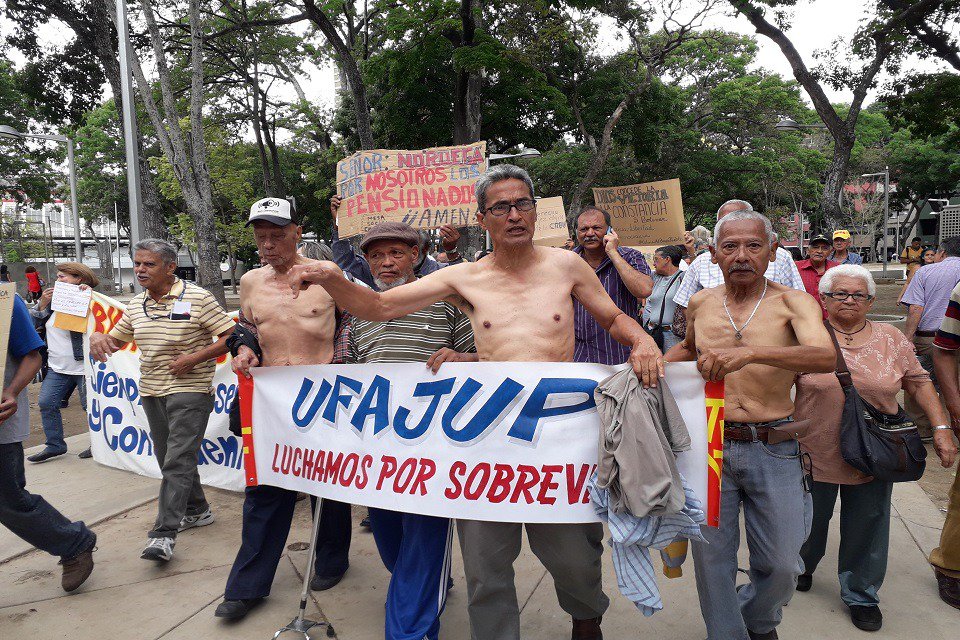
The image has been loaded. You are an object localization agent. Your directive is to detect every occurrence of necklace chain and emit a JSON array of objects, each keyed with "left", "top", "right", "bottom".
[
  {"left": 723, "top": 279, "right": 767, "bottom": 340},
  {"left": 831, "top": 320, "right": 869, "bottom": 344}
]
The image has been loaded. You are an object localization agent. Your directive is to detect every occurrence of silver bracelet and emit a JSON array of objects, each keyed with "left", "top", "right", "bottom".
[{"left": 933, "top": 425, "right": 953, "bottom": 431}]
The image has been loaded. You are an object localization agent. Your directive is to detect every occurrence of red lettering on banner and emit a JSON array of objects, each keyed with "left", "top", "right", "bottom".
[
  {"left": 511, "top": 465, "right": 540, "bottom": 504},
  {"left": 445, "top": 461, "right": 467, "bottom": 499},
  {"left": 311, "top": 450, "right": 326, "bottom": 482},
  {"left": 292, "top": 448, "right": 303, "bottom": 476},
  {"left": 566, "top": 464, "right": 591, "bottom": 504},
  {"left": 537, "top": 465, "right": 562, "bottom": 505},
  {"left": 377, "top": 455, "right": 398, "bottom": 490},
  {"left": 271, "top": 443, "right": 281, "bottom": 473},
  {"left": 303, "top": 449, "right": 315, "bottom": 478},
  {"left": 394, "top": 458, "right": 418, "bottom": 493},
  {"left": 324, "top": 451, "right": 344, "bottom": 483},
  {"left": 464, "top": 463, "right": 491, "bottom": 500},
  {"left": 487, "top": 464, "right": 515, "bottom": 503},
  {"left": 409, "top": 459, "right": 436, "bottom": 496},
  {"left": 340, "top": 453, "right": 360, "bottom": 486},
  {"left": 280, "top": 446, "right": 292, "bottom": 474},
  {"left": 357, "top": 455, "right": 373, "bottom": 489}
]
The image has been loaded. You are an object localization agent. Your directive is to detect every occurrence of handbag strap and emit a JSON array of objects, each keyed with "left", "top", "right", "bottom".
[
  {"left": 823, "top": 321, "right": 853, "bottom": 389},
  {"left": 656, "top": 271, "right": 684, "bottom": 326}
]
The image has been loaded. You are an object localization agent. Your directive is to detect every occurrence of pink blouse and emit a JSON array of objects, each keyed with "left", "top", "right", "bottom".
[{"left": 794, "top": 322, "right": 930, "bottom": 485}]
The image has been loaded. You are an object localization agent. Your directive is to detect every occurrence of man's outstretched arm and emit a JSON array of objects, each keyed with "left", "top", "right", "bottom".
[{"left": 288, "top": 260, "right": 461, "bottom": 321}]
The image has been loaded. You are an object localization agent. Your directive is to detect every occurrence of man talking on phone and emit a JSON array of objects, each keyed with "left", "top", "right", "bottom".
[{"left": 573, "top": 205, "right": 653, "bottom": 365}]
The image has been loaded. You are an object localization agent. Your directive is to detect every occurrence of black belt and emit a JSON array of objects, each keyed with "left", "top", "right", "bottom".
[
  {"left": 916, "top": 331, "right": 936, "bottom": 338},
  {"left": 724, "top": 418, "right": 793, "bottom": 443}
]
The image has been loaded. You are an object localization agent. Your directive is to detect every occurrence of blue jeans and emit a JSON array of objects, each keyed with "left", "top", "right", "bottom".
[
  {"left": 0, "top": 442, "right": 94, "bottom": 559},
  {"left": 38, "top": 370, "right": 86, "bottom": 453},
  {"left": 692, "top": 438, "right": 813, "bottom": 639}
]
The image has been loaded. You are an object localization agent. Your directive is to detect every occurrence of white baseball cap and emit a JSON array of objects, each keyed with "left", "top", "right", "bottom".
[{"left": 247, "top": 197, "right": 296, "bottom": 227}]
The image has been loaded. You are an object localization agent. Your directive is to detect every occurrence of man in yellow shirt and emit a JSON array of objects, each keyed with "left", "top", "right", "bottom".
[{"left": 90, "top": 239, "right": 235, "bottom": 562}]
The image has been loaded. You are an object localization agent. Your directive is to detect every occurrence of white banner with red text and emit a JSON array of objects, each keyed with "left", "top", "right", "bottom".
[
  {"left": 244, "top": 361, "right": 724, "bottom": 524},
  {"left": 84, "top": 291, "right": 246, "bottom": 491}
]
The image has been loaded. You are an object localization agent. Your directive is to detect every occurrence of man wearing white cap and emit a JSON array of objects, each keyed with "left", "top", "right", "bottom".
[{"left": 215, "top": 197, "right": 354, "bottom": 621}]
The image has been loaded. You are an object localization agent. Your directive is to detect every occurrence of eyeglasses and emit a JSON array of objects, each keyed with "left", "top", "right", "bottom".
[
  {"left": 823, "top": 292, "right": 874, "bottom": 302},
  {"left": 484, "top": 198, "right": 536, "bottom": 217}
]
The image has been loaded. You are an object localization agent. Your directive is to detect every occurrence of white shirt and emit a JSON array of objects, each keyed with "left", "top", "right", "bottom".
[
  {"left": 673, "top": 246, "right": 805, "bottom": 307},
  {"left": 45, "top": 315, "right": 85, "bottom": 376}
]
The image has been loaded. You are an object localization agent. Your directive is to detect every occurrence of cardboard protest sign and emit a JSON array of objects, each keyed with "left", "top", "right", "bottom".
[
  {"left": 592, "top": 178, "right": 685, "bottom": 247},
  {"left": 336, "top": 142, "right": 488, "bottom": 237},
  {"left": 532, "top": 197, "right": 571, "bottom": 247},
  {"left": 0, "top": 283, "right": 15, "bottom": 386},
  {"left": 52, "top": 281, "right": 92, "bottom": 331}
]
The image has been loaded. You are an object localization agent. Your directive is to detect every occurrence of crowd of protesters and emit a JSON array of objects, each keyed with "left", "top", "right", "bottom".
[{"left": 1, "top": 164, "right": 959, "bottom": 640}]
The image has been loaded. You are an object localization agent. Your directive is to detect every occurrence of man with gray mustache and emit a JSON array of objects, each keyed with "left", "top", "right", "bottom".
[{"left": 665, "top": 210, "right": 835, "bottom": 640}]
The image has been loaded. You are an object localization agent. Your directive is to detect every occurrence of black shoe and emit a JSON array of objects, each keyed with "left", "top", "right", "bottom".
[
  {"left": 849, "top": 605, "right": 882, "bottom": 631},
  {"left": 78, "top": 448, "right": 93, "bottom": 459},
  {"left": 796, "top": 574, "right": 812, "bottom": 592},
  {"left": 214, "top": 598, "right": 263, "bottom": 620},
  {"left": 310, "top": 572, "right": 345, "bottom": 591},
  {"left": 27, "top": 449, "right": 67, "bottom": 463},
  {"left": 747, "top": 630, "right": 778, "bottom": 640}
]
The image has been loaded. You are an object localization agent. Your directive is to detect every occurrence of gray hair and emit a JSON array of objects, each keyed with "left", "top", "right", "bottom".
[
  {"left": 819, "top": 264, "right": 876, "bottom": 297},
  {"left": 476, "top": 163, "right": 535, "bottom": 213},
  {"left": 716, "top": 199, "right": 753, "bottom": 219},
  {"left": 713, "top": 210, "right": 775, "bottom": 247},
  {"left": 132, "top": 238, "right": 178, "bottom": 266},
  {"left": 299, "top": 241, "right": 334, "bottom": 261}
]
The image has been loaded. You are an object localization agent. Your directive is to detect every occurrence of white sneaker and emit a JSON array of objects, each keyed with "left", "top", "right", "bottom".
[
  {"left": 179, "top": 508, "right": 215, "bottom": 532},
  {"left": 141, "top": 537, "right": 175, "bottom": 562}
]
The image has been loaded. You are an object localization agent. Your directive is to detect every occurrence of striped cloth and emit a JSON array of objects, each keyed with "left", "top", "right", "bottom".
[
  {"left": 573, "top": 246, "right": 651, "bottom": 365},
  {"left": 109, "top": 279, "right": 234, "bottom": 396},
  {"left": 350, "top": 301, "right": 475, "bottom": 364},
  {"left": 589, "top": 472, "right": 705, "bottom": 617},
  {"left": 934, "top": 281, "right": 960, "bottom": 351}
]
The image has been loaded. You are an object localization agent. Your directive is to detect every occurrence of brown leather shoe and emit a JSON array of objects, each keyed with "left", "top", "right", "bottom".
[
  {"left": 571, "top": 616, "right": 602, "bottom": 640},
  {"left": 934, "top": 568, "right": 960, "bottom": 610},
  {"left": 61, "top": 534, "right": 96, "bottom": 592}
]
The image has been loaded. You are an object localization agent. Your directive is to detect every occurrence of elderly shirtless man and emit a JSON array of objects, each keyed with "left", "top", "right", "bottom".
[
  {"left": 288, "top": 164, "right": 662, "bottom": 640},
  {"left": 665, "top": 210, "right": 836, "bottom": 640},
  {"left": 214, "top": 197, "right": 353, "bottom": 621}
]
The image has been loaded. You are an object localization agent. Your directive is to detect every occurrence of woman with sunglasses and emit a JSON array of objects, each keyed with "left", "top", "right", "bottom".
[{"left": 792, "top": 264, "right": 957, "bottom": 632}]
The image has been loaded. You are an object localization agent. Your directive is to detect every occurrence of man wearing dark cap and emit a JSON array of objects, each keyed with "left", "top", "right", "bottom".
[
  {"left": 796, "top": 234, "right": 839, "bottom": 318},
  {"left": 350, "top": 220, "right": 477, "bottom": 640},
  {"left": 215, "top": 197, "right": 354, "bottom": 621}
]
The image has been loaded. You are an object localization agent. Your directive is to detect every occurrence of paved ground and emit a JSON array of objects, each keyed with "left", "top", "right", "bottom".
[{"left": 2, "top": 434, "right": 958, "bottom": 639}]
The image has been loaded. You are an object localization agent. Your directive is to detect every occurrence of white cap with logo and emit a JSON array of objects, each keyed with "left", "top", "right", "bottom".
[{"left": 247, "top": 197, "right": 295, "bottom": 227}]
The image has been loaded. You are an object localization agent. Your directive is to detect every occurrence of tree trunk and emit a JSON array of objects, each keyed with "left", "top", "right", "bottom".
[
  {"left": 453, "top": 0, "right": 483, "bottom": 145},
  {"left": 303, "top": 0, "right": 375, "bottom": 150},
  {"left": 820, "top": 137, "right": 854, "bottom": 227}
]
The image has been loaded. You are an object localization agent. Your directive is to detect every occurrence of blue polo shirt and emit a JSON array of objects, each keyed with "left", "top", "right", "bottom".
[{"left": 2, "top": 294, "right": 45, "bottom": 444}]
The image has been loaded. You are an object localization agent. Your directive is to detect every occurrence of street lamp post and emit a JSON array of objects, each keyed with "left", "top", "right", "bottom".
[
  {"left": 862, "top": 168, "right": 891, "bottom": 276},
  {"left": 775, "top": 117, "right": 828, "bottom": 133},
  {"left": 0, "top": 124, "right": 84, "bottom": 261},
  {"left": 115, "top": 0, "right": 143, "bottom": 250},
  {"left": 488, "top": 148, "right": 543, "bottom": 162}
]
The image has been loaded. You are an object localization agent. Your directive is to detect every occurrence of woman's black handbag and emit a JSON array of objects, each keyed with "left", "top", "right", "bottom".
[
  {"left": 646, "top": 271, "right": 682, "bottom": 351},
  {"left": 828, "top": 324, "right": 927, "bottom": 482}
]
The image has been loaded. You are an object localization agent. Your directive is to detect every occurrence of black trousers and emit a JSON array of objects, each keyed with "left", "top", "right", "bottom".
[{"left": 224, "top": 484, "right": 352, "bottom": 600}]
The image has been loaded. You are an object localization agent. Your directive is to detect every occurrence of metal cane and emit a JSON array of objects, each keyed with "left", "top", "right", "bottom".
[{"left": 273, "top": 497, "right": 335, "bottom": 639}]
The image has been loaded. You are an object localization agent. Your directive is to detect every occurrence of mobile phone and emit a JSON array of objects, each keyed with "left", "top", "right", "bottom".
[{"left": 607, "top": 226, "right": 614, "bottom": 235}]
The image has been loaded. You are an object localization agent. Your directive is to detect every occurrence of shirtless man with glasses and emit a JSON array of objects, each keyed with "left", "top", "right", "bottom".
[{"left": 286, "top": 163, "right": 662, "bottom": 640}]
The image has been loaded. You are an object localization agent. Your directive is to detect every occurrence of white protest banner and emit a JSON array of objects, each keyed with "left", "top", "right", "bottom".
[
  {"left": 84, "top": 291, "right": 245, "bottom": 491},
  {"left": 533, "top": 197, "right": 570, "bottom": 247},
  {"left": 52, "top": 281, "right": 93, "bottom": 317},
  {"left": 245, "top": 361, "right": 724, "bottom": 524}
]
